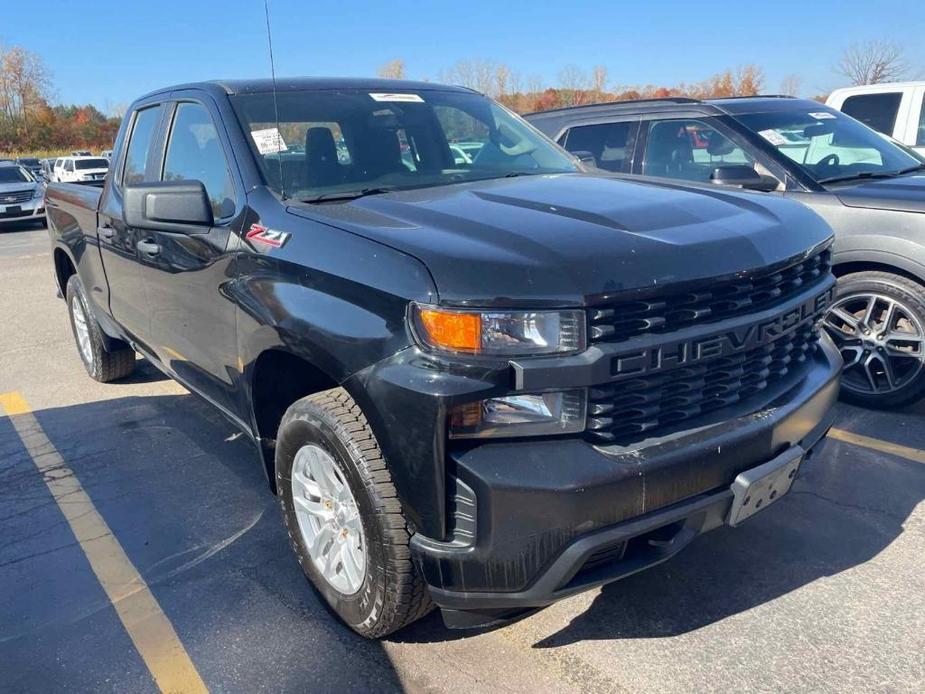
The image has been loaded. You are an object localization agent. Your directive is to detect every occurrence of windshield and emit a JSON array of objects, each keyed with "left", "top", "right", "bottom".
[
  {"left": 17, "top": 158, "right": 39, "bottom": 166},
  {"left": 75, "top": 158, "right": 109, "bottom": 170},
  {"left": 230, "top": 88, "right": 577, "bottom": 200},
  {"left": 0, "top": 167, "right": 31, "bottom": 183},
  {"left": 735, "top": 107, "right": 921, "bottom": 184}
]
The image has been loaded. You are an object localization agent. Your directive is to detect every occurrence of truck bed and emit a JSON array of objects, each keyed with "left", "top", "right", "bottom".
[{"left": 45, "top": 182, "right": 102, "bottom": 242}]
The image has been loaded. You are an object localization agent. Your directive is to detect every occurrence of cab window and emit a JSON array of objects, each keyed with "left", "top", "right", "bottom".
[
  {"left": 641, "top": 118, "right": 751, "bottom": 181},
  {"left": 123, "top": 106, "right": 163, "bottom": 185},
  {"left": 561, "top": 121, "right": 638, "bottom": 172},
  {"left": 162, "top": 102, "right": 236, "bottom": 219},
  {"left": 841, "top": 92, "right": 902, "bottom": 135}
]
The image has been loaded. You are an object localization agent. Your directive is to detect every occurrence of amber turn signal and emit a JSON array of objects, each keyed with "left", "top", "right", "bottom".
[{"left": 416, "top": 308, "right": 481, "bottom": 352}]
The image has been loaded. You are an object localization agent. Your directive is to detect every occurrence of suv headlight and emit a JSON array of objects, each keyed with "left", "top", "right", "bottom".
[
  {"left": 449, "top": 390, "right": 587, "bottom": 439},
  {"left": 411, "top": 305, "right": 585, "bottom": 356}
]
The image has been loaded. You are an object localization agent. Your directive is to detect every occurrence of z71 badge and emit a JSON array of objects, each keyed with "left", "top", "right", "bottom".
[{"left": 246, "top": 224, "right": 290, "bottom": 248}]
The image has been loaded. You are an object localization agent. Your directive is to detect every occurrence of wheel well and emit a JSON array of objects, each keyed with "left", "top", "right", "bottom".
[
  {"left": 54, "top": 249, "right": 76, "bottom": 295},
  {"left": 251, "top": 349, "right": 339, "bottom": 490},
  {"left": 833, "top": 261, "right": 925, "bottom": 287}
]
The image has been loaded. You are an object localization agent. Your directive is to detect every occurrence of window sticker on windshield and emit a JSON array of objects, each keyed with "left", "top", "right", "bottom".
[
  {"left": 809, "top": 112, "right": 836, "bottom": 120},
  {"left": 758, "top": 129, "right": 789, "bottom": 146},
  {"left": 369, "top": 93, "right": 424, "bottom": 103},
  {"left": 251, "top": 127, "right": 288, "bottom": 155}
]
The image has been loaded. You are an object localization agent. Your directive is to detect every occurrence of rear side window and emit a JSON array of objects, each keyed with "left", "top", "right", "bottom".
[
  {"left": 162, "top": 102, "right": 236, "bottom": 219},
  {"left": 841, "top": 93, "right": 902, "bottom": 135},
  {"left": 562, "top": 121, "right": 637, "bottom": 172},
  {"left": 122, "top": 106, "right": 162, "bottom": 185}
]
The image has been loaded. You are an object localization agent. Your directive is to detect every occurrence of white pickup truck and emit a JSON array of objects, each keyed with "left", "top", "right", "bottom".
[
  {"left": 53, "top": 156, "right": 109, "bottom": 183},
  {"left": 826, "top": 82, "right": 925, "bottom": 156}
]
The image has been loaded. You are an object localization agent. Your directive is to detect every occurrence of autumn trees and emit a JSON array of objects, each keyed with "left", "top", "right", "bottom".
[{"left": 0, "top": 42, "right": 120, "bottom": 155}]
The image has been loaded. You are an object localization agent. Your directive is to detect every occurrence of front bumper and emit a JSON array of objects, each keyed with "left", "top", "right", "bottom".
[
  {"left": 409, "top": 334, "right": 841, "bottom": 628},
  {"left": 0, "top": 195, "right": 45, "bottom": 224}
]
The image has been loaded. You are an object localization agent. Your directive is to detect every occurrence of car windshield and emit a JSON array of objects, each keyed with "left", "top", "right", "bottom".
[
  {"left": 0, "top": 167, "right": 31, "bottom": 183},
  {"left": 735, "top": 107, "right": 922, "bottom": 184},
  {"left": 17, "top": 158, "right": 39, "bottom": 166},
  {"left": 75, "top": 158, "right": 109, "bottom": 170},
  {"left": 230, "top": 88, "right": 577, "bottom": 200}
]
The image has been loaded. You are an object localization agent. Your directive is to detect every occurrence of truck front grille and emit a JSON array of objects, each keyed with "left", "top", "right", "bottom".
[
  {"left": 588, "top": 249, "right": 831, "bottom": 343},
  {"left": 0, "top": 189, "right": 34, "bottom": 204},
  {"left": 586, "top": 322, "right": 819, "bottom": 443}
]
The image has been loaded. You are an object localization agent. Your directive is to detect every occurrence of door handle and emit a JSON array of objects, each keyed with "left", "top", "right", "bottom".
[
  {"left": 98, "top": 226, "right": 115, "bottom": 240},
  {"left": 137, "top": 240, "right": 160, "bottom": 256}
]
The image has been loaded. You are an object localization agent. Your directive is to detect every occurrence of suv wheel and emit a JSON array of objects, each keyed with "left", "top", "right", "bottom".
[
  {"left": 276, "top": 388, "right": 433, "bottom": 638},
  {"left": 823, "top": 271, "right": 925, "bottom": 408},
  {"left": 65, "top": 275, "right": 136, "bottom": 382}
]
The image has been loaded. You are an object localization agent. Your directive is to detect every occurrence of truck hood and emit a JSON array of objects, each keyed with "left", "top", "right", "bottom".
[
  {"left": 832, "top": 172, "right": 925, "bottom": 214},
  {"left": 287, "top": 173, "right": 833, "bottom": 306}
]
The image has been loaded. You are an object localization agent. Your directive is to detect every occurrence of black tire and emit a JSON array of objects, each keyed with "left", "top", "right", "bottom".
[
  {"left": 825, "top": 271, "right": 925, "bottom": 408},
  {"left": 65, "top": 274, "right": 136, "bottom": 382},
  {"left": 276, "top": 387, "right": 433, "bottom": 638}
]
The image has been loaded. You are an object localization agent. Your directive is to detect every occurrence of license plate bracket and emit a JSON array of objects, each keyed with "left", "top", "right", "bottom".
[{"left": 728, "top": 445, "right": 804, "bottom": 527}]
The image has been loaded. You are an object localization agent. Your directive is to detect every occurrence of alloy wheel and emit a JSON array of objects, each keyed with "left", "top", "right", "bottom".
[
  {"left": 823, "top": 292, "right": 925, "bottom": 396},
  {"left": 290, "top": 444, "right": 367, "bottom": 595},
  {"left": 71, "top": 296, "right": 93, "bottom": 365}
]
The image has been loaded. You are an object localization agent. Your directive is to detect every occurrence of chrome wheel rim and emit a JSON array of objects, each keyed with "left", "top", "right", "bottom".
[
  {"left": 823, "top": 292, "right": 925, "bottom": 395},
  {"left": 71, "top": 296, "right": 93, "bottom": 365},
  {"left": 290, "top": 444, "right": 366, "bottom": 595}
]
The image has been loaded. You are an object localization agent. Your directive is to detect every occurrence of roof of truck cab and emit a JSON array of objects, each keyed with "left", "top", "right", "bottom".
[{"left": 136, "top": 77, "right": 475, "bottom": 101}]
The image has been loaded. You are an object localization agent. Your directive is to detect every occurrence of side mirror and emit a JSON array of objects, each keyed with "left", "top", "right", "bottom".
[
  {"left": 710, "top": 165, "right": 778, "bottom": 192},
  {"left": 571, "top": 150, "right": 597, "bottom": 167},
  {"left": 123, "top": 180, "right": 213, "bottom": 231}
]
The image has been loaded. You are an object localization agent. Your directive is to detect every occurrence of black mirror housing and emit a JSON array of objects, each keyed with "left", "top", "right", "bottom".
[
  {"left": 124, "top": 180, "right": 213, "bottom": 231},
  {"left": 710, "top": 165, "right": 778, "bottom": 192}
]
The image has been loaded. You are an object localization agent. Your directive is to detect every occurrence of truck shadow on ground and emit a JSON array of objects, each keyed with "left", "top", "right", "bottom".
[{"left": 1, "top": 393, "right": 407, "bottom": 692}]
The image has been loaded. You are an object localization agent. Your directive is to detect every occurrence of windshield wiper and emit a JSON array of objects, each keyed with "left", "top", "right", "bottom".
[
  {"left": 819, "top": 163, "right": 925, "bottom": 185},
  {"left": 818, "top": 171, "right": 898, "bottom": 185},
  {"left": 301, "top": 186, "right": 396, "bottom": 203}
]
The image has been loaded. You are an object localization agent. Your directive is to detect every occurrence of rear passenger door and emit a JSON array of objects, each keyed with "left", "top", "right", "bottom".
[
  {"left": 134, "top": 96, "right": 243, "bottom": 415},
  {"left": 558, "top": 120, "right": 639, "bottom": 173},
  {"left": 98, "top": 103, "right": 165, "bottom": 347}
]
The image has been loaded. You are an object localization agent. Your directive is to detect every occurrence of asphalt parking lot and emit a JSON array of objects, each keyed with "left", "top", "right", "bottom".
[{"left": 1, "top": 222, "right": 923, "bottom": 693}]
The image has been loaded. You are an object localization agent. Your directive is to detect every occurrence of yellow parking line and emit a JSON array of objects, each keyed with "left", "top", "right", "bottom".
[
  {"left": 828, "top": 427, "right": 925, "bottom": 465},
  {"left": 0, "top": 391, "right": 208, "bottom": 694}
]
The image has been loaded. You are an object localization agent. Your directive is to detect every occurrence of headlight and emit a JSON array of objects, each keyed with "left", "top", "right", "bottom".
[
  {"left": 449, "top": 390, "right": 587, "bottom": 439},
  {"left": 411, "top": 305, "right": 585, "bottom": 356}
]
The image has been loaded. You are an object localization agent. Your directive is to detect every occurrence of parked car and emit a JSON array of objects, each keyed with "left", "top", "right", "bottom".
[
  {"left": 0, "top": 162, "right": 46, "bottom": 228},
  {"left": 40, "top": 158, "right": 57, "bottom": 180},
  {"left": 46, "top": 78, "right": 840, "bottom": 637},
  {"left": 54, "top": 156, "right": 109, "bottom": 184},
  {"left": 15, "top": 157, "right": 43, "bottom": 179},
  {"left": 100, "top": 149, "right": 113, "bottom": 160},
  {"left": 826, "top": 82, "right": 925, "bottom": 156},
  {"left": 528, "top": 96, "right": 925, "bottom": 407}
]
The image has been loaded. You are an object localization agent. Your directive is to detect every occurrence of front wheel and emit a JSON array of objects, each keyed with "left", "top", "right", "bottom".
[
  {"left": 822, "top": 271, "right": 925, "bottom": 408},
  {"left": 276, "top": 388, "right": 433, "bottom": 638}
]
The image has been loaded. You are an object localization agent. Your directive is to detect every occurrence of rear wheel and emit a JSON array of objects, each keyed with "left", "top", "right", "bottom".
[
  {"left": 65, "top": 275, "right": 135, "bottom": 382},
  {"left": 823, "top": 271, "right": 925, "bottom": 408},
  {"left": 276, "top": 388, "right": 433, "bottom": 638}
]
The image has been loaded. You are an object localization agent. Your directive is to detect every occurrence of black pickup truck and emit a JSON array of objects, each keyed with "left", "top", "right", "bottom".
[{"left": 46, "top": 78, "right": 841, "bottom": 637}]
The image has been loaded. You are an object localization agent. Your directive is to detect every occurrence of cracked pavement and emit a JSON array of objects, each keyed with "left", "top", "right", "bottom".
[{"left": 1, "top": 224, "right": 923, "bottom": 692}]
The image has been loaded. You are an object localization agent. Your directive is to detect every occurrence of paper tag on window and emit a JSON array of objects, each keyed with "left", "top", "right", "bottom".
[
  {"left": 758, "top": 129, "right": 789, "bottom": 146},
  {"left": 809, "top": 112, "right": 836, "bottom": 120},
  {"left": 369, "top": 92, "right": 424, "bottom": 103},
  {"left": 251, "top": 127, "right": 288, "bottom": 154}
]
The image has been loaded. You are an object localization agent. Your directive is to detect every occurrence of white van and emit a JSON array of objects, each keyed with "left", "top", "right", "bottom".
[
  {"left": 55, "top": 156, "right": 109, "bottom": 183},
  {"left": 826, "top": 82, "right": 925, "bottom": 155}
]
